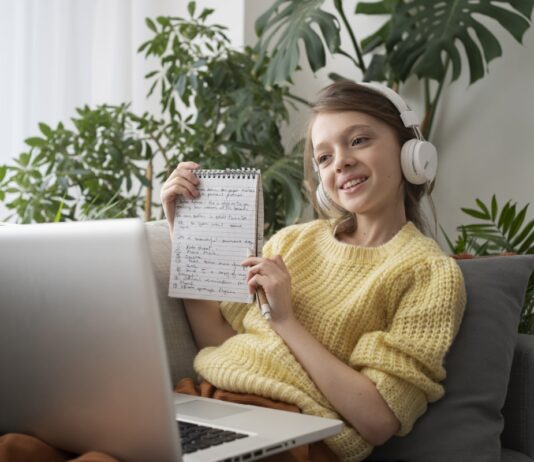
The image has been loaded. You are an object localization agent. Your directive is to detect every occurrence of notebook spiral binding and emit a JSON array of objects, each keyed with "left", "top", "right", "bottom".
[{"left": 194, "top": 168, "right": 260, "bottom": 179}]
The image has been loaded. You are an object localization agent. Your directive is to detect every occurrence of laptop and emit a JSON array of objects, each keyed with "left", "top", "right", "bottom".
[{"left": 0, "top": 218, "right": 343, "bottom": 462}]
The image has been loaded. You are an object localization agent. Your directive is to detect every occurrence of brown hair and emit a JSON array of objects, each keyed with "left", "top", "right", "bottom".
[{"left": 303, "top": 80, "right": 438, "bottom": 239}]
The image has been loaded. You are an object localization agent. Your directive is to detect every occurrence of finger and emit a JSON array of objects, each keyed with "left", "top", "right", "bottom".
[
  {"left": 163, "top": 178, "right": 198, "bottom": 200},
  {"left": 165, "top": 169, "right": 200, "bottom": 191},
  {"left": 248, "top": 274, "right": 268, "bottom": 294},
  {"left": 176, "top": 161, "right": 200, "bottom": 171},
  {"left": 246, "top": 262, "right": 269, "bottom": 281},
  {"left": 240, "top": 256, "right": 267, "bottom": 267},
  {"left": 166, "top": 161, "right": 200, "bottom": 182},
  {"left": 269, "top": 255, "right": 287, "bottom": 270},
  {"left": 175, "top": 168, "right": 200, "bottom": 186}
]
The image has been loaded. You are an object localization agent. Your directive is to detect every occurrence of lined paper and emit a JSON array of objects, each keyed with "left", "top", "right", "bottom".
[{"left": 169, "top": 173, "right": 260, "bottom": 303}]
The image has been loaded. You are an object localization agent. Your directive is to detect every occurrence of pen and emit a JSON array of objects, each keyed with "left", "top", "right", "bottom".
[{"left": 247, "top": 248, "right": 272, "bottom": 320}]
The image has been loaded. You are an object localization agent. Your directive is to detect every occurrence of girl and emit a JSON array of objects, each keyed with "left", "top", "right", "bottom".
[{"left": 160, "top": 80, "right": 466, "bottom": 461}]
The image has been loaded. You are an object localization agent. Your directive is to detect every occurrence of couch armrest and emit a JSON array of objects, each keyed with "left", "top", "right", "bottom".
[{"left": 501, "top": 333, "right": 534, "bottom": 458}]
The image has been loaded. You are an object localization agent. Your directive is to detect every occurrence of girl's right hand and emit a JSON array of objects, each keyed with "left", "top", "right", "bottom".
[{"left": 160, "top": 161, "right": 201, "bottom": 233}]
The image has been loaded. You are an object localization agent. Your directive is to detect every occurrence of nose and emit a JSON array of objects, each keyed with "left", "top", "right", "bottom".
[{"left": 333, "top": 147, "right": 356, "bottom": 173}]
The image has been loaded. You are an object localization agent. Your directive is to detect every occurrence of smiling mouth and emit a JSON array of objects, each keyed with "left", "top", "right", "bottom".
[{"left": 341, "top": 177, "right": 368, "bottom": 190}]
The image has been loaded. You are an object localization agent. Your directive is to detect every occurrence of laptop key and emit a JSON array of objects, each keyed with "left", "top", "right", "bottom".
[{"left": 178, "top": 420, "right": 249, "bottom": 454}]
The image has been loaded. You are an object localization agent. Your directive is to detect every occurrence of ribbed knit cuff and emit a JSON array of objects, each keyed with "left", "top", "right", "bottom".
[{"left": 360, "top": 367, "right": 428, "bottom": 436}]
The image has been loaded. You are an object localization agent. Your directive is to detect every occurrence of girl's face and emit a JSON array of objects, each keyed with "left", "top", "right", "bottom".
[{"left": 311, "top": 111, "right": 405, "bottom": 218}]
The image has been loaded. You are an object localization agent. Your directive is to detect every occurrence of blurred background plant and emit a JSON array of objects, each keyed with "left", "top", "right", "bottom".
[
  {"left": 0, "top": 2, "right": 304, "bottom": 236},
  {"left": 254, "top": 0, "right": 534, "bottom": 139},
  {"left": 441, "top": 195, "right": 534, "bottom": 334}
]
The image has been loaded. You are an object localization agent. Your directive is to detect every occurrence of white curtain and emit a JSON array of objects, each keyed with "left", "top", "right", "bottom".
[{"left": 0, "top": 0, "right": 184, "bottom": 166}]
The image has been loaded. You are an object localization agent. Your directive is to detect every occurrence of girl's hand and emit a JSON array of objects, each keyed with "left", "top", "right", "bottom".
[
  {"left": 160, "top": 161, "right": 200, "bottom": 233},
  {"left": 241, "top": 255, "right": 294, "bottom": 324}
]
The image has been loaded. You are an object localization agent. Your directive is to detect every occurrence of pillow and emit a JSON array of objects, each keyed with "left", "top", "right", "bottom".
[
  {"left": 366, "top": 255, "right": 534, "bottom": 462},
  {"left": 144, "top": 220, "right": 198, "bottom": 386}
]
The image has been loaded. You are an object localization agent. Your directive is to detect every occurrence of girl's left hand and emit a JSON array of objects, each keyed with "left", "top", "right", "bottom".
[{"left": 241, "top": 255, "right": 294, "bottom": 324}]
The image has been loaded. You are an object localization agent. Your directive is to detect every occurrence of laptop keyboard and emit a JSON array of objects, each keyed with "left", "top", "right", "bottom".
[{"left": 178, "top": 420, "right": 249, "bottom": 454}]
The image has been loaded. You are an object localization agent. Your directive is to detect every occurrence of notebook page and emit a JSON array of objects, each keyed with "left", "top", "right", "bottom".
[{"left": 169, "top": 172, "right": 257, "bottom": 303}]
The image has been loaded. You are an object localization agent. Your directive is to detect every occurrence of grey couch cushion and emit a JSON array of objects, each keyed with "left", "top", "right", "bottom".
[
  {"left": 145, "top": 220, "right": 197, "bottom": 386},
  {"left": 366, "top": 255, "right": 534, "bottom": 462},
  {"left": 502, "top": 448, "right": 534, "bottom": 462}
]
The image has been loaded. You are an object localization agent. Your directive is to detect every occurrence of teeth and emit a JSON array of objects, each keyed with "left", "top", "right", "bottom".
[{"left": 343, "top": 177, "right": 368, "bottom": 189}]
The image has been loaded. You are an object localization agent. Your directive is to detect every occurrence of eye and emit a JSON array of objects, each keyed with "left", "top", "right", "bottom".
[
  {"left": 316, "top": 153, "right": 331, "bottom": 164},
  {"left": 351, "top": 136, "right": 368, "bottom": 147}
]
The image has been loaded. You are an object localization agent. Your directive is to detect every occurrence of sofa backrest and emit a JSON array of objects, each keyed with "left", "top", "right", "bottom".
[{"left": 145, "top": 220, "right": 197, "bottom": 386}]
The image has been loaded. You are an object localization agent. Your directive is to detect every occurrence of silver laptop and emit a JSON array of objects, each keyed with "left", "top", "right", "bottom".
[{"left": 0, "top": 219, "right": 342, "bottom": 462}]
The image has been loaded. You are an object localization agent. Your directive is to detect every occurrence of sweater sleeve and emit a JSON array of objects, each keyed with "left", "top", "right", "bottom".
[
  {"left": 349, "top": 256, "right": 466, "bottom": 436},
  {"left": 219, "top": 226, "right": 293, "bottom": 333}
]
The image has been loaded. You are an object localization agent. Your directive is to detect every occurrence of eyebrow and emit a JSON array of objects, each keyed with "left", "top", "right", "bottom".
[{"left": 313, "top": 124, "right": 373, "bottom": 154}]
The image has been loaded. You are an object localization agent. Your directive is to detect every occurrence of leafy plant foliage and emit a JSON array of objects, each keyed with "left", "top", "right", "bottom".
[
  {"left": 254, "top": 0, "right": 534, "bottom": 138},
  {"left": 0, "top": 3, "right": 304, "bottom": 236},
  {"left": 358, "top": 0, "right": 534, "bottom": 85},
  {"left": 442, "top": 195, "right": 534, "bottom": 334}
]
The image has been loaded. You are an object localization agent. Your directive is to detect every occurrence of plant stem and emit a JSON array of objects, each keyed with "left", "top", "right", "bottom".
[
  {"left": 144, "top": 158, "right": 153, "bottom": 222},
  {"left": 337, "top": 48, "right": 362, "bottom": 70},
  {"left": 424, "top": 78, "right": 431, "bottom": 112},
  {"left": 334, "top": 0, "right": 366, "bottom": 73},
  {"left": 422, "top": 58, "right": 450, "bottom": 139}
]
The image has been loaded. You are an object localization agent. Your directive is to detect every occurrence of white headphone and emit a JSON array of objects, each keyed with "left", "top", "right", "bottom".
[{"left": 314, "top": 81, "right": 438, "bottom": 215}]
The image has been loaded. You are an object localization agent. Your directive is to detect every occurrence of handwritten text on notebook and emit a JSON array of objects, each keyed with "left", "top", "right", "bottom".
[{"left": 169, "top": 173, "right": 261, "bottom": 303}]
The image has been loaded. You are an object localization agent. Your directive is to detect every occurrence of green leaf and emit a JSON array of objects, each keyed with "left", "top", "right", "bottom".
[
  {"left": 355, "top": 0, "right": 394, "bottom": 15},
  {"left": 25, "top": 137, "right": 46, "bottom": 148},
  {"left": 187, "top": 1, "right": 196, "bottom": 17},
  {"left": 475, "top": 198, "right": 491, "bottom": 219},
  {"left": 38, "top": 122, "right": 53, "bottom": 138},
  {"left": 460, "top": 207, "right": 488, "bottom": 220},
  {"left": 363, "top": 54, "right": 387, "bottom": 82},
  {"left": 511, "top": 218, "right": 534, "bottom": 248},
  {"left": 508, "top": 203, "right": 529, "bottom": 240},
  {"left": 502, "top": 203, "right": 516, "bottom": 235},
  {"left": 498, "top": 201, "right": 512, "bottom": 229},
  {"left": 519, "top": 229, "right": 534, "bottom": 254},
  {"left": 145, "top": 17, "right": 157, "bottom": 33},
  {"left": 439, "top": 224, "right": 456, "bottom": 254},
  {"left": 54, "top": 198, "right": 65, "bottom": 223},
  {"left": 360, "top": 21, "right": 390, "bottom": 54},
  {"left": 491, "top": 195, "right": 498, "bottom": 221},
  {"left": 0, "top": 165, "right": 6, "bottom": 182},
  {"left": 375, "top": 0, "right": 534, "bottom": 83},
  {"left": 328, "top": 72, "right": 351, "bottom": 81},
  {"left": 301, "top": 27, "right": 326, "bottom": 71},
  {"left": 255, "top": 0, "right": 341, "bottom": 84}
]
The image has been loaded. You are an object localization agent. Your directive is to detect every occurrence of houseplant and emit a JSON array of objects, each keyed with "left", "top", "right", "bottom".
[
  {"left": 254, "top": 0, "right": 534, "bottom": 139},
  {"left": 442, "top": 195, "right": 534, "bottom": 334},
  {"left": 0, "top": 2, "right": 304, "bottom": 236}
]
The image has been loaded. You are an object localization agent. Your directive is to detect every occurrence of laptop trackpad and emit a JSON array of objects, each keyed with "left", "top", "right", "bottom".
[{"left": 176, "top": 400, "right": 251, "bottom": 420}]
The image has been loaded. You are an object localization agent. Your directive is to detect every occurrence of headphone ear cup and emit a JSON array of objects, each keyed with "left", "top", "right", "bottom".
[{"left": 400, "top": 139, "right": 438, "bottom": 185}]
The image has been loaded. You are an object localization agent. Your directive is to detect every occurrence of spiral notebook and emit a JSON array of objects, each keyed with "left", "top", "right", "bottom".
[{"left": 168, "top": 169, "right": 264, "bottom": 303}]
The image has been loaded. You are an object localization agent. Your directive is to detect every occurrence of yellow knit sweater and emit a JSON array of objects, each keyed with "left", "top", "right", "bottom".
[{"left": 194, "top": 219, "right": 466, "bottom": 461}]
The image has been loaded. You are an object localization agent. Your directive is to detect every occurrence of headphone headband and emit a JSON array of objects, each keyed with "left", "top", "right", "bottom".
[{"left": 357, "top": 82, "right": 420, "bottom": 128}]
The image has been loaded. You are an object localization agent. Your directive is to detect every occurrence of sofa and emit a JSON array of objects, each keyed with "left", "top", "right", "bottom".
[{"left": 144, "top": 220, "right": 534, "bottom": 462}]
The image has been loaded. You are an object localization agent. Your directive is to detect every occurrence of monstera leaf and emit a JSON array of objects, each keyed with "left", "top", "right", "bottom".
[
  {"left": 255, "top": 0, "right": 341, "bottom": 84},
  {"left": 357, "top": 0, "right": 534, "bottom": 84}
]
